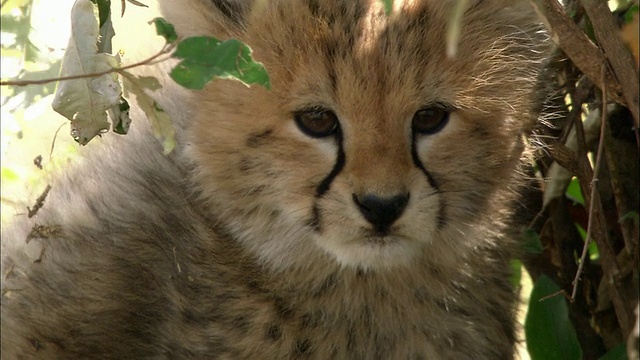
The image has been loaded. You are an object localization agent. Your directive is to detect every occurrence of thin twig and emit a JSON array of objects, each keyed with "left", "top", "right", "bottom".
[
  {"left": 49, "top": 122, "right": 67, "bottom": 160},
  {"left": 0, "top": 41, "right": 177, "bottom": 87},
  {"left": 540, "top": 289, "right": 571, "bottom": 302},
  {"left": 571, "top": 63, "right": 608, "bottom": 301},
  {"left": 529, "top": 0, "right": 626, "bottom": 105}
]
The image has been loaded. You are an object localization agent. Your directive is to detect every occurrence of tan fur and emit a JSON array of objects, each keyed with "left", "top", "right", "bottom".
[{"left": 2, "top": 0, "right": 550, "bottom": 358}]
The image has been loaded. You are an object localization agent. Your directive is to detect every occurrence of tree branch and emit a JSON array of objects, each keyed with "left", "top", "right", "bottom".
[
  {"left": 581, "top": 0, "right": 640, "bottom": 135},
  {"left": 571, "top": 65, "right": 608, "bottom": 301},
  {"left": 0, "top": 41, "right": 177, "bottom": 87},
  {"left": 529, "top": 0, "right": 626, "bottom": 106}
]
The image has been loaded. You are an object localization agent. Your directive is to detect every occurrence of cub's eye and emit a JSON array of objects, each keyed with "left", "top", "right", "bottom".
[
  {"left": 294, "top": 108, "right": 339, "bottom": 138},
  {"left": 412, "top": 106, "right": 450, "bottom": 135}
]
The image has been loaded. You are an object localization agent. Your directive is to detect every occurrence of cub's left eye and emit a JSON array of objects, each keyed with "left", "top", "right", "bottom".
[
  {"left": 294, "top": 108, "right": 340, "bottom": 138},
  {"left": 412, "top": 106, "right": 450, "bottom": 135}
]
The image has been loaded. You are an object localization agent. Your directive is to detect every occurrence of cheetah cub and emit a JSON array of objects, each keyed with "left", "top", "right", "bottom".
[{"left": 1, "top": 0, "right": 550, "bottom": 358}]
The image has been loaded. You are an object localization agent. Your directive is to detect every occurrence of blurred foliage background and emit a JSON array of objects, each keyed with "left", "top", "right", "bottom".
[{"left": 1, "top": 0, "right": 78, "bottom": 225}]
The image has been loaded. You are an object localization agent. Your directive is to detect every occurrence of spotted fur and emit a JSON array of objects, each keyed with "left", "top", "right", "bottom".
[{"left": 2, "top": 0, "right": 550, "bottom": 358}]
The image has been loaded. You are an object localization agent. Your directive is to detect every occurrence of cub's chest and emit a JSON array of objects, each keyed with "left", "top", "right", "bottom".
[{"left": 170, "top": 270, "right": 501, "bottom": 359}]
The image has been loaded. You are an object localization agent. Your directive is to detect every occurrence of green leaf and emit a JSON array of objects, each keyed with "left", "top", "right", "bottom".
[
  {"left": 565, "top": 177, "right": 585, "bottom": 206},
  {"left": 172, "top": 36, "right": 220, "bottom": 59},
  {"left": 151, "top": 17, "right": 178, "bottom": 44},
  {"left": 575, "top": 223, "right": 586, "bottom": 240},
  {"left": 598, "top": 343, "right": 627, "bottom": 360},
  {"left": 525, "top": 275, "right": 582, "bottom": 360},
  {"left": 121, "top": 72, "right": 175, "bottom": 154},
  {"left": 588, "top": 241, "right": 600, "bottom": 261},
  {"left": 522, "top": 229, "right": 543, "bottom": 254},
  {"left": 171, "top": 36, "right": 270, "bottom": 90},
  {"left": 574, "top": 223, "right": 600, "bottom": 261}
]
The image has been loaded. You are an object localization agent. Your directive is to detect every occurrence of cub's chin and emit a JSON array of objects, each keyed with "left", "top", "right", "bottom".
[{"left": 316, "top": 232, "right": 426, "bottom": 270}]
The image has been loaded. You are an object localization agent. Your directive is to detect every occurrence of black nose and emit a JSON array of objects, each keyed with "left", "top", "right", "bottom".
[{"left": 352, "top": 193, "right": 410, "bottom": 231}]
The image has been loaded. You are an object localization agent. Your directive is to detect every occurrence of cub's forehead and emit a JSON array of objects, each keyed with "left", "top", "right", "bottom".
[
  {"left": 245, "top": 0, "right": 448, "bottom": 59},
  {"left": 239, "top": 0, "right": 534, "bottom": 56},
  {"left": 242, "top": 0, "right": 451, "bottom": 104},
  {"left": 206, "top": 0, "right": 547, "bottom": 115}
]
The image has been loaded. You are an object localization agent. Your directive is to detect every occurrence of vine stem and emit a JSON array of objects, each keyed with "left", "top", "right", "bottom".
[
  {"left": 570, "top": 63, "right": 608, "bottom": 301},
  {"left": 0, "top": 41, "right": 177, "bottom": 87}
]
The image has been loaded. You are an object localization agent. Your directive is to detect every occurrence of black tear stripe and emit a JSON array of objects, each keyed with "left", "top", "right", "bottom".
[
  {"left": 411, "top": 135, "right": 447, "bottom": 230},
  {"left": 309, "top": 205, "right": 322, "bottom": 233},
  {"left": 315, "top": 130, "right": 345, "bottom": 197},
  {"left": 310, "top": 130, "right": 346, "bottom": 232},
  {"left": 410, "top": 135, "right": 438, "bottom": 190}
]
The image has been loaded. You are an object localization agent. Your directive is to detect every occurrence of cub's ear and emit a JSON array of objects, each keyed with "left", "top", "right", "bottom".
[{"left": 209, "top": 0, "right": 254, "bottom": 28}]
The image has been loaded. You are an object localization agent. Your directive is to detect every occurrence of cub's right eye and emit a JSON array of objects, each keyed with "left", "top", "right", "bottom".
[
  {"left": 412, "top": 106, "right": 450, "bottom": 135},
  {"left": 294, "top": 108, "right": 339, "bottom": 138}
]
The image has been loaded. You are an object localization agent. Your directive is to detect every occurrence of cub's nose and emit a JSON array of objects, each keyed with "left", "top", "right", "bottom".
[{"left": 352, "top": 193, "right": 410, "bottom": 232}]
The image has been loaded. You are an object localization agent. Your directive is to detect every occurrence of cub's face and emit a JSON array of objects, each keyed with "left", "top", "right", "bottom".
[{"left": 177, "top": 0, "right": 548, "bottom": 270}]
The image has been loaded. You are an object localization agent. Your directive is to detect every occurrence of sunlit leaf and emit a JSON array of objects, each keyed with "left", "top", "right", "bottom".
[
  {"left": 565, "top": 177, "right": 585, "bottom": 206},
  {"left": 121, "top": 71, "right": 175, "bottom": 154}
]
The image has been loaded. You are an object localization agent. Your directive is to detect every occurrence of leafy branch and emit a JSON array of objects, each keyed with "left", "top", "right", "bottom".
[
  {"left": 1, "top": 0, "right": 269, "bottom": 150},
  {"left": 525, "top": 0, "right": 639, "bottom": 358}
]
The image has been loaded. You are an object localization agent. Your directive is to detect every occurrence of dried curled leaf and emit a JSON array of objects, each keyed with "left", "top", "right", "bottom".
[{"left": 52, "top": 0, "right": 122, "bottom": 145}]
